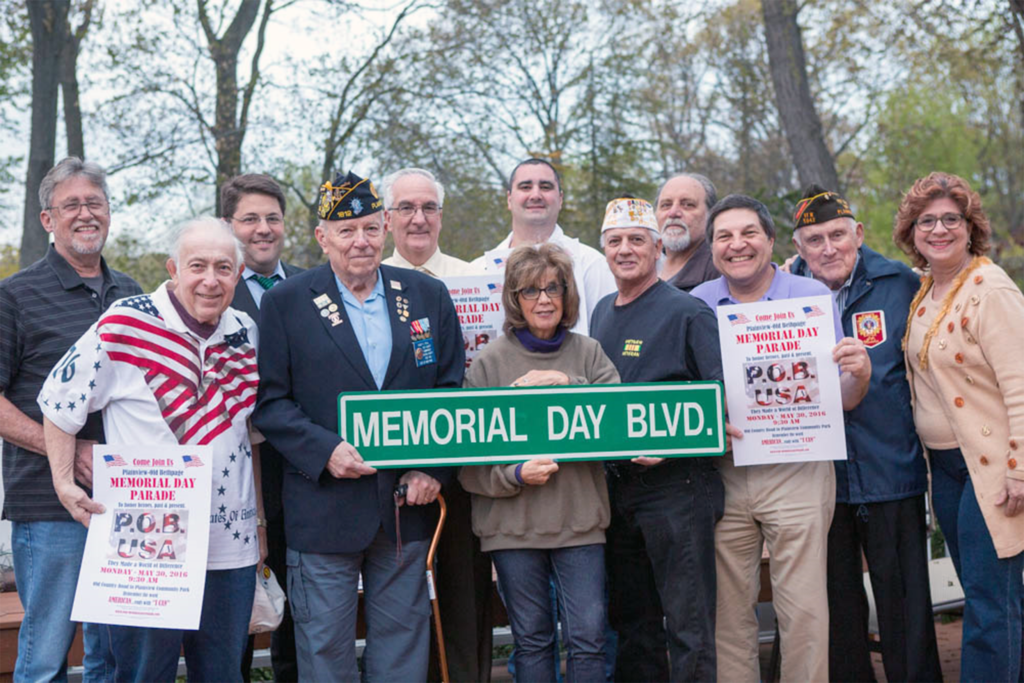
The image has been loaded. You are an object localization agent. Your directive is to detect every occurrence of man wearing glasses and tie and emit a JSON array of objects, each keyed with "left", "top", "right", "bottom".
[
  {"left": 380, "top": 168, "right": 476, "bottom": 278},
  {"left": 221, "top": 173, "right": 303, "bottom": 681}
]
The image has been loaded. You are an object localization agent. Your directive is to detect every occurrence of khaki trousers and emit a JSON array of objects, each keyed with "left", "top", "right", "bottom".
[{"left": 715, "top": 456, "right": 835, "bottom": 682}]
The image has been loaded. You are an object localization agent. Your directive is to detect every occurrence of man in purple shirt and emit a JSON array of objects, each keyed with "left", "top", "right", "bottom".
[{"left": 692, "top": 194, "right": 870, "bottom": 682}]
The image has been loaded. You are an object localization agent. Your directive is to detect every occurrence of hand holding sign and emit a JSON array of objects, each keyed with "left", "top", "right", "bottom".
[
  {"left": 55, "top": 481, "right": 105, "bottom": 527},
  {"left": 511, "top": 370, "right": 570, "bottom": 387},
  {"left": 521, "top": 458, "right": 559, "bottom": 485},
  {"left": 327, "top": 441, "right": 377, "bottom": 479}
]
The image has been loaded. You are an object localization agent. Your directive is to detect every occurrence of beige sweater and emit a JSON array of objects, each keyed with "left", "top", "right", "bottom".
[
  {"left": 905, "top": 261, "right": 1024, "bottom": 558},
  {"left": 458, "top": 331, "right": 620, "bottom": 552}
]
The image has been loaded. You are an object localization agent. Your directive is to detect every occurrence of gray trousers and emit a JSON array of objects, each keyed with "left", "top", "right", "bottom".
[{"left": 286, "top": 528, "right": 431, "bottom": 682}]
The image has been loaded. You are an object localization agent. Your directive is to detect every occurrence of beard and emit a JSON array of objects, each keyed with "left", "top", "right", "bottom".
[{"left": 661, "top": 222, "right": 692, "bottom": 253}]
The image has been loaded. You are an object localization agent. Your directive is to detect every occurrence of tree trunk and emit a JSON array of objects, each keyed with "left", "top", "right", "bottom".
[
  {"left": 761, "top": 0, "right": 840, "bottom": 192},
  {"left": 21, "top": 0, "right": 70, "bottom": 269},
  {"left": 61, "top": 36, "right": 84, "bottom": 159},
  {"left": 61, "top": 0, "right": 94, "bottom": 160},
  {"left": 200, "top": 0, "right": 262, "bottom": 216}
]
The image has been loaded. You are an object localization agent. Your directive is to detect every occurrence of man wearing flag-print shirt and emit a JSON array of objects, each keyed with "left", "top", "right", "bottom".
[{"left": 39, "top": 217, "right": 266, "bottom": 683}]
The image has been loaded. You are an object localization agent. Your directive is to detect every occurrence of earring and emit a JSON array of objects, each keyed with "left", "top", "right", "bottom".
[{"left": 967, "top": 239, "right": 973, "bottom": 249}]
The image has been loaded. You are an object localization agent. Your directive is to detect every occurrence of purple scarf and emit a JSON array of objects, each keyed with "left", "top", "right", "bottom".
[{"left": 513, "top": 326, "right": 567, "bottom": 353}]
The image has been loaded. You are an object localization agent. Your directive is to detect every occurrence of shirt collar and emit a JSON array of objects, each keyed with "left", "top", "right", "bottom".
[
  {"left": 837, "top": 253, "right": 860, "bottom": 294},
  {"left": 496, "top": 224, "right": 565, "bottom": 249},
  {"left": 715, "top": 263, "right": 781, "bottom": 305},
  {"left": 388, "top": 247, "right": 445, "bottom": 276},
  {"left": 243, "top": 261, "right": 285, "bottom": 282},
  {"left": 45, "top": 244, "right": 111, "bottom": 291},
  {"left": 335, "top": 268, "right": 385, "bottom": 308},
  {"left": 152, "top": 281, "right": 234, "bottom": 344}
]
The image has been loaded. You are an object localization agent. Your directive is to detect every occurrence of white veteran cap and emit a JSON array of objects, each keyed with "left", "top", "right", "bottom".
[{"left": 601, "top": 196, "right": 658, "bottom": 234}]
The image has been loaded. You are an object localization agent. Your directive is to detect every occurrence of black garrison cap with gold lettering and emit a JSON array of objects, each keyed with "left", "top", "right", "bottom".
[
  {"left": 792, "top": 183, "right": 855, "bottom": 228},
  {"left": 317, "top": 171, "right": 383, "bottom": 221}
]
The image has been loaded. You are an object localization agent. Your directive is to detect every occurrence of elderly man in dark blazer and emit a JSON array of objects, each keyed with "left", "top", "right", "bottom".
[
  {"left": 221, "top": 173, "right": 303, "bottom": 682},
  {"left": 253, "top": 171, "right": 464, "bottom": 682}
]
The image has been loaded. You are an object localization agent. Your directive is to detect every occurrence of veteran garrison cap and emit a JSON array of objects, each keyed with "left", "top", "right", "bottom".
[
  {"left": 792, "top": 183, "right": 855, "bottom": 228},
  {"left": 318, "top": 171, "right": 383, "bottom": 221}
]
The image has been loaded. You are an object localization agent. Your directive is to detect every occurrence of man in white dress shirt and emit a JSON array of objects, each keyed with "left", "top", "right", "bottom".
[{"left": 473, "top": 158, "right": 616, "bottom": 334}]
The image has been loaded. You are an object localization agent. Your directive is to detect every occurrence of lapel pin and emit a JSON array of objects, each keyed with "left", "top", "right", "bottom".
[
  {"left": 390, "top": 280, "right": 402, "bottom": 291},
  {"left": 313, "top": 293, "right": 332, "bottom": 309}
]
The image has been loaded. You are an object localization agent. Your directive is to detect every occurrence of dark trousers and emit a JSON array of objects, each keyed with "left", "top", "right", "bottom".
[
  {"left": 241, "top": 512, "right": 298, "bottom": 682},
  {"left": 429, "top": 480, "right": 494, "bottom": 682},
  {"left": 827, "top": 496, "right": 942, "bottom": 682},
  {"left": 605, "top": 459, "right": 723, "bottom": 682}
]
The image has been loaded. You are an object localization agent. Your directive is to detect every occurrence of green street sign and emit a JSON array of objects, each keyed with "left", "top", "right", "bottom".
[{"left": 338, "top": 382, "right": 725, "bottom": 467}]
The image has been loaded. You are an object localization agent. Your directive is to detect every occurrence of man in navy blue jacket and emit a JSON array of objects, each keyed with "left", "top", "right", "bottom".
[
  {"left": 790, "top": 185, "right": 941, "bottom": 682},
  {"left": 253, "top": 171, "right": 464, "bottom": 682}
]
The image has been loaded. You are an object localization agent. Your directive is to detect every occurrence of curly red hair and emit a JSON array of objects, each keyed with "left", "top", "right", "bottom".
[{"left": 892, "top": 172, "right": 991, "bottom": 269}]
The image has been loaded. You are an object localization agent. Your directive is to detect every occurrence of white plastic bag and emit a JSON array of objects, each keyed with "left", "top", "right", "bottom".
[{"left": 249, "top": 565, "right": 286, "bottom": 634}]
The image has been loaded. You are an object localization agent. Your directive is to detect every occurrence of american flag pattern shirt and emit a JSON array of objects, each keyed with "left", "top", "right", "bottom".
[{"left": 38, "top": 283, "right": 261, "bottom": 570}]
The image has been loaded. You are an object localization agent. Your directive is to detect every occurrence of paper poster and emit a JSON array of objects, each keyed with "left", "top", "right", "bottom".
[
  {"left": 71, "top": 444, "right": 213, "bottom": 629},
  {"left": 716, "top": 295, "right": 847, "bottom": 466},
  {"left": 441, "top": 274, "right": 507, "bottom": 368}
]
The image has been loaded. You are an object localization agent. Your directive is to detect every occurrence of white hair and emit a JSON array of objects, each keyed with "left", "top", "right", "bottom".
[
  {"left": 380, "top": 168, "right": 445, "bottom": 209},
  {"left": 599, "top": 226, "right": 660, "bottom": 249},
  {"left": 791, "top": 216, "right": 858, "bottom": 247},
  {"left": 171, "top": 216, "right": 244, "bottom": 266},
  {"left": 317, "top": 211, "right": 385, "bottom": 231}
]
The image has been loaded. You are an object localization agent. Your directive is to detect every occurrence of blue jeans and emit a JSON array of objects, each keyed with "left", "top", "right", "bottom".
[
  {"left": 107, "top": 565, "right": 256, "bottom": 682},
  {"left": 12, "top": 520, "right": 116, "bottom": 682},
  {"left": 930, "top": 448, "right": 1024, "bottom": 682},
  {"left": 492, "top": 544, "right": 606, "bottom": 683},
  {"left": 605, "top": 459, "right": 723, "bottom": 682}
]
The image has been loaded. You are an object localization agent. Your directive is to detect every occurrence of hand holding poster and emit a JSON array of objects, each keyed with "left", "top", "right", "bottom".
[
  {"left": 716, "top": 295, "right": 848, "bottom": 466},
  {"left": 71, "top": 444, "right": 213, "bottom": 629}
]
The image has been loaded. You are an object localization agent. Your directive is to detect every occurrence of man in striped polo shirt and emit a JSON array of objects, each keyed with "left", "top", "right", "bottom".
[{"left": 0, "top": 157, "right": 141, "bottom": 681}]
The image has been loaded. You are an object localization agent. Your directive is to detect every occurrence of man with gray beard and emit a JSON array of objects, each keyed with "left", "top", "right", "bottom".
[{"left": 655, "top": 173, "right": 719, "bottom": 291}]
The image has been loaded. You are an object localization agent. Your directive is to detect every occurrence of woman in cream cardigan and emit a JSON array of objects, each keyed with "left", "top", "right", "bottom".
[{"left": 895, "top": 172, "right": 1024, "bottom": 681}]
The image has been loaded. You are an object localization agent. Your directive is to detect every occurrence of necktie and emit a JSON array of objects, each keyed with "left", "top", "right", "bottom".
[{"left": 251, "top": 274, "right": 281, "bottom": 290}]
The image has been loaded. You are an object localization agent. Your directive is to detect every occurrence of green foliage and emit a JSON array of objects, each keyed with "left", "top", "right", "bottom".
[
  {"left": 0, "top": 243, "right": 20, "bottom": 279},
  {"left": 850, "top": 86, "right": 986, "bottom": 258},
  {"left": 103, "top": 234, "right": 170, "bottom": 293}
]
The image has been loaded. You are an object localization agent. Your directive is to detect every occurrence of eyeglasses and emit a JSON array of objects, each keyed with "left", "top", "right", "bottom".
[
  {"left": 390, "top": 203, "right": 440, "bottom": 218},
  {"left": 915, "top": 213, "right": 964, "bottom": 232},
  {"left": 519, "top": 282, "right": 566, "bottom": 300},
  {"left": 48, "top": 199, "right": 109, "bottom": 218},
  {"left": 232, "top": 214, "right": 284, "bottom": 227}
]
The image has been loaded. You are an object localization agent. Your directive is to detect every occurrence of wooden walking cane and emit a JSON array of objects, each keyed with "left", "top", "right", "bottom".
[{"left": 426, "top": 493, "right": 450, "bottom": 683}]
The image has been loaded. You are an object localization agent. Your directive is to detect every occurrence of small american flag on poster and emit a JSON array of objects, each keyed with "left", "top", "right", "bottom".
[
  {"left": 802, "top": 305, "right": 825, "bottom": 318},
  {"left": 727, "top": 312, "right": 750, "bottom": 326},
  {"left": 103, "top": 454, "right": 127, "bottom": 467},
  {"left": 182, "top": 455, "right": 204, "bottom": 468}
]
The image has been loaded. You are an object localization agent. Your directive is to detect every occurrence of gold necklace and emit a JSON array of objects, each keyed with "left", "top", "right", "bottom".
[{"left": 902, "top": 255, "right": 990, "bottom": 370}]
